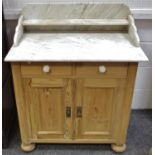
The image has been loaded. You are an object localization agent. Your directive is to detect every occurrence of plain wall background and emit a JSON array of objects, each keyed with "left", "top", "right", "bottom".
[{"left": 3, "top": 0, "right": 152, "bottom": 109}]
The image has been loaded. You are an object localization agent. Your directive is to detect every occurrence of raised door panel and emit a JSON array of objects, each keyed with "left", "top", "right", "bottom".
[
  {"left": 23, "top": 78, "right": 73, "bottom": 140},
  {"left": 75, "top": 78, "right": 126, "bottom": 140}
]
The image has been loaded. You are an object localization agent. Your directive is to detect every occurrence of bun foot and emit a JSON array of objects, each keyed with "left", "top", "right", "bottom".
[
  {"left": 21, "top": 143, "right": 36, "bottom": 152},
  {"left": 111, "top": 144, "right": 126, "bottom": 153}
]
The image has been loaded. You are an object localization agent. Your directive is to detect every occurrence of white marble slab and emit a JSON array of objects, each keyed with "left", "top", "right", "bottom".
[
  {"left": 5, "top": 32, "right": 148, "bottom": 62},
  {"left": 23, "top": 19, "right": 129, "bottom": 26},
  {"left": 22, "top": 4, "right": 131, "bottom": 20}
]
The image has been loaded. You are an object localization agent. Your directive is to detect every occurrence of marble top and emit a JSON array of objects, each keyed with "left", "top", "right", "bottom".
[
  {"left": 4, "top": 4, "right": 148, "bottom": 62},
  {"left": 5, "top": 32, "right": 148, "bottom": 62}
]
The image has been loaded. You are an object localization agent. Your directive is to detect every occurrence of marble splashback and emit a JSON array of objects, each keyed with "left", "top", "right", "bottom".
[{"left": 22, "top": 4, "right": 131, "bottom": 20}]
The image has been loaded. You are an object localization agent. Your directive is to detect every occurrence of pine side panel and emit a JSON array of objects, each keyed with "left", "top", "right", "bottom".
[
  {"left": 11, "top": 63, "right": 32, "bottom": 145},
  {"left": 116, "top": 62, "right": 138, "bottom": 145}
]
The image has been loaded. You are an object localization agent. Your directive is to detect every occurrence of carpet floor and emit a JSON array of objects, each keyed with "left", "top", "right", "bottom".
[{"left": 2, "top": 110, "right": 152, "bottom": 155}]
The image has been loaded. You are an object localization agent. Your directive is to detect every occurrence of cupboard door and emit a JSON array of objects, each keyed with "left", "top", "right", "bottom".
[
  {"left": 75, "top": 78, "right": 126, "bottom": 140},
  {"left": 23, "top": 78, "right": 73, "bottom": 140}
]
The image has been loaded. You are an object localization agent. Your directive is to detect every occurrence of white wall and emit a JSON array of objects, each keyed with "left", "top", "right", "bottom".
[
  {"left": 132, "top": 20, "right": 152, "bottom": 109},
  {"left": 3, "top": 0, "right": 152, "bottom": 8},
  {"left": 3, "top": 0, "right": 152, "bottom": 109}
]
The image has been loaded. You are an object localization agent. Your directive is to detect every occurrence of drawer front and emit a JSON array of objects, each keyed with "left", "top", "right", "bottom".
[
  {"left": 75, "top": 63, "right": 128, "bottom": 78},
  {"left": 21, "top": 63, "right": 72, "bottom": 77}
]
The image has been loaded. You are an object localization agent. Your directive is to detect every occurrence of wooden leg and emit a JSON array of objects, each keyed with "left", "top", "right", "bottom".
[
  {"left": 21, "top": 143, "right": 36, "bottom": 152},
  {"left": 111, "top": 144, "right": 126, "bottom": 153}
]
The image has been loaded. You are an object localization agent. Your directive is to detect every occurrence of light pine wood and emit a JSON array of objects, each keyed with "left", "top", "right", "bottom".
[
  {"left": 115, "top": 63, "right": 138, "bottom": 145},
  {"left": 23, "top": 78, "right": 73, "bottom": 140},
  {"left": 21, "top": 62, "right": 72, "bottom": 78},
  {"left": 21, "top": 143, "right": 36, "bottom": 152},
  {"left": 11, "top": 63, "right": 36, "bottom": 151},
  {"left": 75, "top": 78, "right": 126, "bottom": 140},
  {"left": 11, "top": 62, "right": 138, "bottom": 153},
  {"left": 111, "top": 144, "right": 127, "bottom": 153},
  {"left": 75, "top": 63, "right": 128, "bottom": 78},
  {"left": 30, "top": 138, "right": 115, "bottom": 143}
]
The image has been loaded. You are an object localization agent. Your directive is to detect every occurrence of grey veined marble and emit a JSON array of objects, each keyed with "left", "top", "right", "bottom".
[
  {"left": 22, "top": 4, "right": 131, "bottom": 20},
  {"left": 5, "top": 32, "right": 148, "bottom": 62},
  {"left": 4, "top": 4, "right": 148, "bottom": 62}
]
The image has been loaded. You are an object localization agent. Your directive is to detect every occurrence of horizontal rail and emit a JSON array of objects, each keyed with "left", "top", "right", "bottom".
[{"left": 23, "top": 19, "right": 129, "bottom": 26}]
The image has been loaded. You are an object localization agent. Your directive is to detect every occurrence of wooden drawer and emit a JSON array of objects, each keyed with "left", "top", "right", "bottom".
[
  {"left": 75, "top": 63, "right": 128, "bottom": 78},
  {"left": 21, "top": 63, "right": 72, "bottom": 77}
]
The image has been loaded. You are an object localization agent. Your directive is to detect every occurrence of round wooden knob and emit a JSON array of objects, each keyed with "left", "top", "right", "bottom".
[
  {"left": 99, "top": 65, "right": 106, "bottom": 73},
  {"left": 43, "top": 65, "right": 51, "bottom": 73}
]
